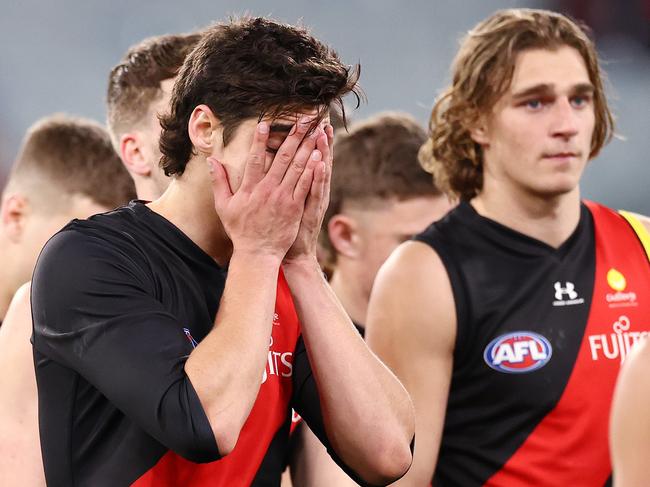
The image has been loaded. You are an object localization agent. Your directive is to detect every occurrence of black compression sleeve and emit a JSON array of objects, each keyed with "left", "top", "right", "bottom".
[{"left": 31, "top": 230, "right": 219, "bottom": 462}]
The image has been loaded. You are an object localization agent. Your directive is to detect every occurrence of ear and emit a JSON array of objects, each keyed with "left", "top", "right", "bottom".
[
  {"left": 470, "top": 117, "right": 490, "bottom": 146},
  {"left": 120, "top": 132, "right": 152, "bottom": 177},
  {"left": 1, "top": 194, "right": 29, "bottom": 243},
  {"left": 188, "top": 104, "right": 220, "bottom": 155},
  {"left": 327, "top": 214, "right": 361, "bottom": 259}
]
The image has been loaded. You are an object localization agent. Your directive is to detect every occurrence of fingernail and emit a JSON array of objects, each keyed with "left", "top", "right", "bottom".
[
  {"left": 311, "top": 150, "right": 322, "bottom": 161},
  {"left": 206, "top": 158, "right": 215, "bottom": 173},
  {"left": 258, "top": 122, "right": 269, "bottom": 134}
]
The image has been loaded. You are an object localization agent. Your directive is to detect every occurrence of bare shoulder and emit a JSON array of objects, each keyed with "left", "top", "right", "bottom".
[
  {"left": 366, "top": 240, "right": 456, "bottom": 355},
  {"left": 373, "top": 240, "right": 452, "bottom": 300},
  {"left": 0, "top": 282, "right": 32, "bottom": 340},
  {"left": 0, "top": 281, "right": 37, "bottom": 412}
]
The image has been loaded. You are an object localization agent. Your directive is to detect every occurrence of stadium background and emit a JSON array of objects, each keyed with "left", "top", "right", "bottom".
[{"left": 1, "top": 0, "right": 648, "bottom": 212}]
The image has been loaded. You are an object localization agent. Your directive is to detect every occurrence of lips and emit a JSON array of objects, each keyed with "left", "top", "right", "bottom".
[{"left": 543, "top": 152, "right": 578, "bottom": 159}]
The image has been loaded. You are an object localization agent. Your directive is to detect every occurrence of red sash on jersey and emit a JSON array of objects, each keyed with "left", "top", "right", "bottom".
[
  {"left": 485, "top": 201, "right": 650, "bottom": 487},
  {"left": 132, "top": 270, "right": 301, "bottom": 487}
]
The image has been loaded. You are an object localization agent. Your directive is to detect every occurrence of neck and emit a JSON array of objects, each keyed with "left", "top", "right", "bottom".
[
  {"left": 147, "top": 169, "right": 232, "bottom": 266},
  {"left": 329, "top": 267, "right": 368, "bottom": 328},
  {"left": 131, "top": 170, "right": 171, "bottom": 203},
  {"left": 471, "top": 182, "right": 582, "bottom": 249}
]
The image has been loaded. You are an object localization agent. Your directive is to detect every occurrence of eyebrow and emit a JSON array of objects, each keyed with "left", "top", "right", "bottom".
[
  {"left": 268, "top": 123, "right": 295, "bottom": 134},
  {"left": 511, "top": 82, "right": 595, "bottom": 100}
]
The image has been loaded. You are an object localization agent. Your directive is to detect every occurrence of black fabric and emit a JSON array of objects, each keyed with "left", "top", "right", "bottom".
[
  {"left": 32, "top": 202, "right": 225, "bottom": 485},
  {"left": 414, "top": 201, "right": 595, "bottom": 487}
]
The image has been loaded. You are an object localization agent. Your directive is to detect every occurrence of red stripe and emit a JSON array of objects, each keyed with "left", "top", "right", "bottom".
[{"left": 486, "top": 202, "right": 650, "bottom": 487}]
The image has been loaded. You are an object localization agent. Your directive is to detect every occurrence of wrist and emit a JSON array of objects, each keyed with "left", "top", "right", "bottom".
[
  {"left": 230, "top": 248, "right": 284, "bottom": 268},
  {"left": 282, "top": 255, "right": 322, "bottom": 277}
]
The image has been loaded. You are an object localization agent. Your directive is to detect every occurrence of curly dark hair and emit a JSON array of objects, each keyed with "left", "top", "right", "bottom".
[
  {"left": 419, "top": 8, "right": 615, "bottom": 201},
  {"left": 159, "top": 17, "right": 361, "bottom": 176}
]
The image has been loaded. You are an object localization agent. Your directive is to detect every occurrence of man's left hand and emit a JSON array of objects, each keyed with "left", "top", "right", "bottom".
[{"left": 284, "top": 123, "right": 333, "bottom": 266}]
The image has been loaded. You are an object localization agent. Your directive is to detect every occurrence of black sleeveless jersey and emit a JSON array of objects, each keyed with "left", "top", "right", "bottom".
[{"left": 414, "top": 201, "right": 650, "bottom": 487}]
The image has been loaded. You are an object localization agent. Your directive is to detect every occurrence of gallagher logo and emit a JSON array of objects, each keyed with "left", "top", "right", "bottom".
[
  {"left": 484, "top": 331, "right": 552, "bottom": 373},
  {"left": 606, "top": 268, "right": 637, "bottom": 308}
]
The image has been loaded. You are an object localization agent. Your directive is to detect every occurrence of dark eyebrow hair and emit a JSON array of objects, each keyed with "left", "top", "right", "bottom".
[
  {"left": 269, "top": 123, "right": 294, "bottom": 134},
  {"left": 511, "top": 82, "right": 595, "bottom": 100},
  {"left": 572, "top": 83, "right": 595, "bottom": 95}
]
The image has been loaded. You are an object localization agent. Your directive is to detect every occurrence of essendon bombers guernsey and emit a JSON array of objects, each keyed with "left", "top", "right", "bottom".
[
  {"left": 31, "top": 201, "right": 358, "bottom": 487},
  {"left": 414, "top": 200, "right": 650, "bottom": 487}
]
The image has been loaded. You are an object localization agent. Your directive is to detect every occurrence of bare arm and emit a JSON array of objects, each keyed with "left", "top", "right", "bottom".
[
  {"left": 283, "top": 125, "right": 415, "bottom": 485},
  {"left": 0, "top": 282, "right": 45, "bottom": 486},
  {"left": 365, "top": 241, "right": 456, "bottom": 486},
  {"left": 185, "top": 120, "right": 320, "bottom": 455},
  {"left": 610, "top": 340, "right": 650, "bottom": 487}
]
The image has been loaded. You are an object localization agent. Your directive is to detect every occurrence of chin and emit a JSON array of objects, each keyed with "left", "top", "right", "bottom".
[{"left": 531, "top": 177, "right": 580, "bottom": 198}]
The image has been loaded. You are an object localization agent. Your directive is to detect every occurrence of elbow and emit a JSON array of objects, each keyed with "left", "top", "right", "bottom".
[
  {"left": 359, "top": 435, "right": 414, "bottom": 485},
  {"left": 209, "top": 412, "right": 246, "bottom": 458},
  {"left": 212, "top": 425, "right": 240, "bottom": 457}
]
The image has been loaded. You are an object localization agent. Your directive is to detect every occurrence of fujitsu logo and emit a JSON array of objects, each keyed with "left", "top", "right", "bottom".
[
  {"left": 553, "top": 281, "right": 584, "bottom": 306},
  {"left": 588, "top": 315, "right": 648, "bottom": 363},
  {"left": 261, "top": 335, "right": 293, "bottom": 384}
]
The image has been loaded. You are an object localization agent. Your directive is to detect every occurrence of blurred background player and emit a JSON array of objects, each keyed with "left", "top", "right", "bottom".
[
  {"left": 319, "top": 112, "right": 453, "bottom": 332},
  {"left": 366, "top": 8, "right": 650, "bottom": 487},
  {"left": 107, "top": 31, "right": 201, "bottom": 201},
  {"left": 289, "top": 112, "right": 453, "bottom": 485},
  {"left": 0, "top": 114, "right": 136, "bottom": 485},
  {"left": 0, "top": 31, "right": 201, "bottom": 485},
  {"left": 0, "top": 115, "right": 135, "bottom": 322}
]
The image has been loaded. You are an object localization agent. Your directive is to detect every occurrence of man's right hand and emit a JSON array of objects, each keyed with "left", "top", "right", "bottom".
[{"left": 208, "top": 117, "right": 323, "bottom": 261}]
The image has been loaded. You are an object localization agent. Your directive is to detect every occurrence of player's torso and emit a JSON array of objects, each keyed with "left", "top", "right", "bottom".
[
  {"left": 41, "top": 203, "right": 302, "bottom": 487},
  {"left": 416, "top": 201, "right": 650, "bottom": 487}
]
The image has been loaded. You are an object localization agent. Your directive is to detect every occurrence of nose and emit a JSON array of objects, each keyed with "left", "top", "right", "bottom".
[{"left": 550, "top": 97, "right": 579, "bottom": 140}]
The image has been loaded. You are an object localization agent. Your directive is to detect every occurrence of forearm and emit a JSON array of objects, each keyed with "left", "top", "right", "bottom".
[
  {"left": 185, "top": 251, "right": 281, "bottom": 455},
  {"left": 283, "top": 257, "right": 414, "bottom": 484}
]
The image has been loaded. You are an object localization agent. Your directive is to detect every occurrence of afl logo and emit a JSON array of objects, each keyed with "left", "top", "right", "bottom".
[{"left": 484, "top": 331, "right": 552, "bottom": 374}]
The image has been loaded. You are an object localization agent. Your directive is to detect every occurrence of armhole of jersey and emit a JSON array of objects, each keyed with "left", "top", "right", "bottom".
[
  {"left": 413, "top": 233, "right": 470, "bottom": 364},
  {"left": 619, "top": 210, "right": 650, "bottom": 262}
]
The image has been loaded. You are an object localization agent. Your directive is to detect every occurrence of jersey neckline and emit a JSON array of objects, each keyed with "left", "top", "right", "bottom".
[
  {"left": 127, "top": 200, "right": 225, "bottom": 272},
  {"left": 456, "top": 200, "right": 591, "bottom": 260}
]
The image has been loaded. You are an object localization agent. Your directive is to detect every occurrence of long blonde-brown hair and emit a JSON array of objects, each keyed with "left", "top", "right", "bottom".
[{"left": 419, "top": 9, "right": 615, "bottom": 201}]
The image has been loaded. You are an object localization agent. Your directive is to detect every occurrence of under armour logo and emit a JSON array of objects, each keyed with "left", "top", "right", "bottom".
[{"left": 554, "top": 281, "right": 578, "bottom": 301}]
